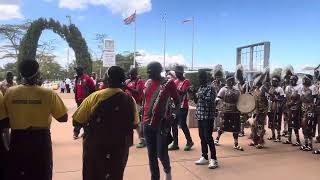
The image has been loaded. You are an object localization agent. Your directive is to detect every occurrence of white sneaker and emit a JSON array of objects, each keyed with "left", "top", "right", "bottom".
[
  {"left": 195, "top": 157, "right": 209, "bottom": 165},
  {"left": 164, "top": 172, "right": 172, "bottom": 180},
  {"left": 208, "top": 159, "right": 219, "bottom": 169}
]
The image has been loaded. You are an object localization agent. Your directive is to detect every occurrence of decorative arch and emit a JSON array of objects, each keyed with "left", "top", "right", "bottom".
[{"left": 18, "top": 18, "right": 92, "bottom": 75}]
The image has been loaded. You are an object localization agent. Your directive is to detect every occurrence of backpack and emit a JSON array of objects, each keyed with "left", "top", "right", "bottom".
[{"left": 84, "top": 92, "right": 135, "bottom": 146}]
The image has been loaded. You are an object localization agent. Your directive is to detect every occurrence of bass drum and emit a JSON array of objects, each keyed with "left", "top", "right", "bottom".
[{"left": 237, "top": 93, "right": 256, "bottom": 114}]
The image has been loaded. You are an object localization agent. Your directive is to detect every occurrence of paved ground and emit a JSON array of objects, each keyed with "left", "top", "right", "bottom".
[{"left": 52, "top": 93, "right": 320, "bottom": 180}]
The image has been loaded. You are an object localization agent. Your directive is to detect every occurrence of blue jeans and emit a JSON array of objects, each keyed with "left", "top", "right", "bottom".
[
  {"left": 144, "top": 124, "right": 171, "bottom": 180},
  {"left": 172, "top": 108, "right": 193, "bottom": 145}
]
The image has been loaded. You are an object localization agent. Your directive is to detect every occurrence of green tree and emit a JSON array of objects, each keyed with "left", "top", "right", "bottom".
[
  {"left": 0, "top": 23, "right": 29, "bottom": 60},
  {"left": 138, "top": 66, "right": 148, "bottom": 79},
  {"left": 116, "top": 53, "right": 139, "bottom": 72},
  {"left": 18, "top": 18, "right": 92, "bottom": 78},
  {"left": 38, "top": 55, "right": 64, "bottom": 81},
  {"left": 92, "top": 59, "right": 107, "bottom": 79}
]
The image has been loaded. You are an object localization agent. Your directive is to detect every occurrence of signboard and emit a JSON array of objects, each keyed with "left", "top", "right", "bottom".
[
  {"left": 103, "top": 39, "right": 116, "bottom": 67},
  {"left": 104, "top": 39, "right": 114, "bottom": 52},
  {"left": 103, "top": 51, "right": 116, "bottom": 67}
]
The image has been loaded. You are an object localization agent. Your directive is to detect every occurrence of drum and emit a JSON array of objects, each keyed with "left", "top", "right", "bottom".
[{"left": 237, "top": 94, "right": 256, "bottom": 114}]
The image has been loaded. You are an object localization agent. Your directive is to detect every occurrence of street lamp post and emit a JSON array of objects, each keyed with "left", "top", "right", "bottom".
[
  {"left": 66, "top": 15, "right": 72, "bottom": 72},
  {"left": 162, "top": 13, "right": 167, "bottom": 70},
  {"left": 182, "top": 17, "right": 195, "bottom": 70}
]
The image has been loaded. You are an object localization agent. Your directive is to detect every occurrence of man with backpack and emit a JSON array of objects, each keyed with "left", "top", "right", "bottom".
[
  {"left": 72, "top": 66, "right": 139, "bottom": 180},
  {"left": 142, "top": 62, "right": 180, "bottom": 180}
]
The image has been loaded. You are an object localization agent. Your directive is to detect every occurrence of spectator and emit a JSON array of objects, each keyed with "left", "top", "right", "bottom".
[
  {"left": 169, "top": 65, "right": 194, "bottom": 151},
  {"left": 60, "top": 81, "right": 66, "bottom": 93},
  {"left": 0, "top": 91, "right": 9, "bottom": 179},
  {"left": 65, "top": 78, "right": 71, "bottom": 93},
  {"left": 194, "top": 70, "right": 219, "bottom": 169},
  {"left": 73, "top": 67, "right": 96, "bottom": 139},
  {"left": 3, "top": 60, "right": 68, "bottom": 180},
  {"left": 73, "top": 66, "right": 139, "bottom": 180},
  {"left": 124, "top": 68, "right": 146, "bottom": 148},
  {"left": 0, "top": 71, "right": 17, "bottom": 95},
  {"left": 142, "top": 62, "right": 179, "bottom": 180}
]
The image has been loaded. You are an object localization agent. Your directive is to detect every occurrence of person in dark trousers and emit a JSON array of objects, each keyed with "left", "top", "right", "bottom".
[
  {"left": 124, "top": 68, "right": 146, "bottom": 148},
  {"left": 73, "top": 67, "right": 95, "bottom": 139},
  {"left": 0, "top": 91, "right": 9, "bottom": 179},
  {"left": 73, "top": 66, "right": 139, "bottom": 180},
  {"left": 194, "top": 70, "right": 219, "bottom": 169},
  {"left": 142, "top": 62, "right": 179, "bottom": 180},
  {"left": 169, "top": 65, "right": 194, "bottom": 151},
  {"left": 2, "top": 60, "right": 68, "bottom": 180}
]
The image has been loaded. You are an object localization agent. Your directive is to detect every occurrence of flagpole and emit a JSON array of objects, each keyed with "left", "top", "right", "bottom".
[
  {"left": 191, "top": 16, "right": 194, "bottom": 70},
  {"left": 163, "top": 13, "right": 167, "bottom": 70},
  {"left": 133, "top": 12, "right": 137, "bottom": 68}
]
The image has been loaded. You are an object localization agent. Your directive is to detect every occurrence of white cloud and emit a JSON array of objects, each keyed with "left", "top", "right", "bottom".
[
  {"left": 136, "top": 49, "right": 186, "bottom": 67},
  {"left": 54, "top": 47, "right": 75, "bottom": 68},
  {"left": 58, "top": 0, "right": 152, "bottom": 17},
  {"left": 58, "top": 0, "right": 88, "bottom": 10},
  {"left": 0, "top": 3, "right": 23, "bottom": 20}
]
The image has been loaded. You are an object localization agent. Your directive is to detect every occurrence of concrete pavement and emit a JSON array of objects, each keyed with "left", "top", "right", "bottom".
[{"left": 52, "top": 93, "right": 320, "bottom": 180}]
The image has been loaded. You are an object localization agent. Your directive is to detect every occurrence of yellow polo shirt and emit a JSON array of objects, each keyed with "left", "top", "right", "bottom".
[
  {"left": 4, "top": 85, "right": 67, "bottom": 129},
  {"left": 0, "top": 92, "right": 7, "bottom": 120},
  {"left": 73, "top": 88, "right": 139, "bottom": 125}
]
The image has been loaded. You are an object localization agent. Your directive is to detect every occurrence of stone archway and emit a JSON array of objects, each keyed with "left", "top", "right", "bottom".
[{"left": 18, "top": 18, "right": 92, "bottom": 76}]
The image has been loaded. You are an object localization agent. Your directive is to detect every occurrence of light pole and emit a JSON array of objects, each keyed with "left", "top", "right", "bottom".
[
  {"left": 66, "top": 15, "right": 72, "bottom": 72},
  {"left": 191, "top": 16, "right": 195, "bottom": 70},
  {"left": 162, "top": 13, "right": 167, "bottom": 70},
  {"left": 182, "top": 17, "right": 195, "bottom": 70}
]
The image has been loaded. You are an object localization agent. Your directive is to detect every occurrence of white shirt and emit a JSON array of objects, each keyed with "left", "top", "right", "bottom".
[{"left": 65, "top": 78, "right": 71, "bottom": 85}]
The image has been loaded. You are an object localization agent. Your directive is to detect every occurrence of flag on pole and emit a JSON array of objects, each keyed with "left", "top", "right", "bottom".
[
  {"left": 182, "top": 18, "right": 193, "bottom": 23},
  {"left": 124, "top": 11, "right": 136, "bottom": 25}
]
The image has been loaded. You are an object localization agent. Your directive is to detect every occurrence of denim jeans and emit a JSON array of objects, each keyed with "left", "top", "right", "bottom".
[
  {"left": 172, "top": 108, "right": 193, "bottom": 145},
  {"left": 144, "top": 124, "right": 171, "bottom": 180}
]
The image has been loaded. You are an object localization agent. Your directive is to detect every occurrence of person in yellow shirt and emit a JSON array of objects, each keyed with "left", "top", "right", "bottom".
[
  {"left": 3, "top": 60, "right": 68, "bottom": 180},
  {"left": 73, "top": 66, "right": 139, "bottom": 180},
  {"left": 0, "top": 91, "right": 9, "bottom": 180}
]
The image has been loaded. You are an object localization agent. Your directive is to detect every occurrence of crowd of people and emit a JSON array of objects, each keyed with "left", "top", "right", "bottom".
[{"left": 0, "top": 59, "right": 319, "bottom": 180}]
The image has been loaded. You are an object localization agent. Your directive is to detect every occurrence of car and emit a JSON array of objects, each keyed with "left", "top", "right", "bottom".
[
  {"left": 42, "top": 82, "right": 52, "bottom": 89},
  {"left": 51, "top": 82, "right": 59, "bottom": 90}
]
